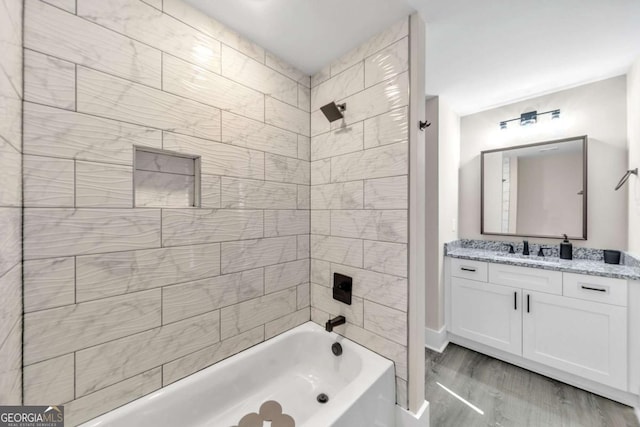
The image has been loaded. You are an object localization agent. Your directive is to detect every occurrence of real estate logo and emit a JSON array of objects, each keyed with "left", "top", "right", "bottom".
[{"left": 0, "top": 406, "right": 64, "bottom": 427}]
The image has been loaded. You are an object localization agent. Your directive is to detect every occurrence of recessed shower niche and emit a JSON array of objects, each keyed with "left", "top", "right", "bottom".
[{"left": 133, "top": 147, "right": 201, "bottom": 208}]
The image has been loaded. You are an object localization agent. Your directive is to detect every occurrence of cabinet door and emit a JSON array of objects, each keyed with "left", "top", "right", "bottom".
[
  {"left": 523, "top": 291, "right": 627, "bottom": 390},
  {"left": 451, "top": 277, "right": 522, "bottom": 356}
]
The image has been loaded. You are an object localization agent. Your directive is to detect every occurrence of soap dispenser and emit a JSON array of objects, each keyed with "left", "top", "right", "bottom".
[{"left": 560, "top": 234, "right": 573, "bottom": 260}]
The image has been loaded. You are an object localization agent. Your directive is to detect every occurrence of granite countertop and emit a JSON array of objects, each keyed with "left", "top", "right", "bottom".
[{"left": 446, "top": 247, "right": 640, "bottom": 281}]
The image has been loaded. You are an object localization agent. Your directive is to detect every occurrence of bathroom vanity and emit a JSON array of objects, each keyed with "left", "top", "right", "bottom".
[{"left": 444, "top": 244, "right": 640, "bottom": 406}]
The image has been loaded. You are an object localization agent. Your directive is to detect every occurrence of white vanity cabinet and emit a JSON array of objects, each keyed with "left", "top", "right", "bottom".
[{"left": 446, "top": 258, "right": 635, "bottom": 403}]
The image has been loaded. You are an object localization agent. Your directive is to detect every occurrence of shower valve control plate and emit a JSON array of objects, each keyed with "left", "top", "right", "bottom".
[{"left": 333, "top": 273, "right": 352, "bottom": 305}]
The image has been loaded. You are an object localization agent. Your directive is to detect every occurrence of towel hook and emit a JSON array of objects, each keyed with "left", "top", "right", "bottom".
[{"left": 614, "top": 168, "right": 638, "bottom": 191}]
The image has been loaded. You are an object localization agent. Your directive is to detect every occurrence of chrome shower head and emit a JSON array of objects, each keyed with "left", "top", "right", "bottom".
[{"left": 320, "top": 102, "right": 346, "bottom": 122}]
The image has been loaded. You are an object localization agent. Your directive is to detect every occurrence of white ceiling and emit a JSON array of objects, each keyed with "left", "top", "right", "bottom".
[
  {"left": 184, "top": 0, "right": 640, "bottom": 116},
  {"left": 183, "top": 0, "right": 415, "bottom": 75}
]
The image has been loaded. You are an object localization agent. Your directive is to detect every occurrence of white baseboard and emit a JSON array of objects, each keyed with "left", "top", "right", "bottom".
[
  {"left": 424, "top": 326, "right": 449, "bottom": 353},
  {"left": 396, "top": 400, "right": 429, "bottom": 427}
]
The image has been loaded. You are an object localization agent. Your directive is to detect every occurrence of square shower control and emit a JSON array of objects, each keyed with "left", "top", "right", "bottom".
[{"left": 333, "top": 273, "right": 352, "bottom": 305}]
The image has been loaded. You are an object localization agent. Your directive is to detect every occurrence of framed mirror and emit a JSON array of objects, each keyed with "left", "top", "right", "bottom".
[{"left": 481, "top": 135, "right": 587, "bottom": 239}]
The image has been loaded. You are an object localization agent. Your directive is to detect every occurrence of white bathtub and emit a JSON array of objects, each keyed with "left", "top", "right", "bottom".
[{"left": 81, "top": 321, "right": 396, "bottom": 427}]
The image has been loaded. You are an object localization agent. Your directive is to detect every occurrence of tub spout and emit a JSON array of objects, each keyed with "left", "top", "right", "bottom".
[{"left": 325, "top": 315, "right": 346, "bottom": 332}]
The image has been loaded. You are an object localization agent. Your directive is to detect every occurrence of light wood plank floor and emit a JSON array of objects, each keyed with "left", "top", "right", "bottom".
[{"left": 425, "top": 344, "right": 639, "bottom": 427}]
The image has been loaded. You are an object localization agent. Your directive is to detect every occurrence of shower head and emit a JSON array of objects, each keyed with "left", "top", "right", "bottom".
[{"left": 320, "top": 102, "right": 346, "bottom": 123}]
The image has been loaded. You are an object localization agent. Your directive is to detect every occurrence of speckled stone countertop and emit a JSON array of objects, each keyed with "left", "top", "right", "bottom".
[{"left": 445, "top": 241, "right": 640, "bottom": 281}]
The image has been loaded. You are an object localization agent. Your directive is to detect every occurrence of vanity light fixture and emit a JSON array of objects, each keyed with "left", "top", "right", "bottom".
[{"left": 499, "top": 109, "right": 561, "bottom": 129}]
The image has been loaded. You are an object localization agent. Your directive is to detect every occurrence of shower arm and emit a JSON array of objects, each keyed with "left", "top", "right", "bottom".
[{"left": 614, "top": 168, "right": 638, "bottom": 191}]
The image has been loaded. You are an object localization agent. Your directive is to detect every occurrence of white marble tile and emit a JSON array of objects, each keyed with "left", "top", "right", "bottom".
[
  {"left": 161, "top": 209, "right": 263, "bottom": 246},
  {"left": 0, "top": 320, "right": 22, "bottom": 405},
  {"left": 330, "top": 18, "right": 408, "bottom": 76},
  {"left": 76, "top": 244, "right": 220, "bottom": 302},
  {"left": 25, "top": 0, "right": 161, "bottom": 87},
  {"left": 23, "top": 102, "right": 162, "bottom": 165},
  {"left": 65, "top": 368, "right": 161, "bottom": 427},
  {"left": 310, "top": 259, "right": 330, "bottom": 286},
  {"left": 297, "top": 184, "right": 310, "bottom": 209},
  {"left": 0, "top": 0, "right": 23, "bottom": 89},
  {"left": 264, "top": 259, "right": 310, "bottom": 294},
  {"left": 265, "top": 96, "right": 310, "bottom": 136},
  {"left": 310, "top": 109, "right": 331, "bottom": 137},
  {"left": 310, "top": 235, "right": 363, "bottom": 267},
  {"left": 41, "top": 0, "right": 75, "bottom": 13},
  {"left": 163, "top": 326, "right": 264, "bottom": 386},
  {"left": 331, "top": 142, "right": 408, "bottom": 182},
  {"left": 75, "top": 310, "right": 219, "bottom": 396},
  {"left": 24, "top": 49, "right": 75, "bottom": 110},
  {"left": 0, "top": 264, "right": 21, "bottom": 348},
  {"left": 265, "top": 308, "right": 310, "bottom": 340},
  {"left": 364, "top": 37, "right": 408, "bottom": 88},
  {"left": 201, "top": 174, "right": 221, "bottom": 208},
  {"left": 364, "top": 175, "right": 408, "bottom": 209},
  {"left": 0, "top": 208, "right": 21, "bottom": 276},
  {"left": 24, "top": 208, "right": 161, "bottom": 259},
  {"left": 330, "top": 263, "right": 407, "bottom": 312},
  {"left": 77, "top": 67, "right": 221, "bottom": 142},
  {"left": 140, "top": 0, "right": 161, "bottom": 9},
  {"left": 24, "top": 257, "right": 75, "bottom": 312},
  {"left": 221, "top": 236, "right": 297, "bottom": 274},
  {"left": 220, "top": 288, "right": 296, "bottom": 340},
  {"left": 298, "top": 84, "right": 311, "bottom": 112},
  {"left": 297, "top": 284, "right": 311, "bottom": 311},
  {"left": 311, "top": 210, "right": 331, "bottom": 235},
  {"left": 331, "top": 210, "right": 407, "bottom": 243},
  {"left": 311, "top": 62, "right": 364, "bottom": 112},
  {"left": 221, "top": 111, "right": 298, "bottom": 158},
  {"left": 297, "top": 235, "right": 310, "bottom": 260},
  {"left": 222, "top": 45, "right": 297, "bottom": 105},
  {"left": 23, "top": 155, "right": 74, "bottom": 208},
  {"left": 135, "top": 170, "right": 195, "bottom": 208},
  {"left": 264, "top": 210, "right": 310, "bottom": 237},
  {"left": 364, "top": 300, "right": 407, "bottom": 345},
  {"left": 364, "top": 106, "right": 408, "bottom": 149},
  {"left": 24, "top": 289, "right": 161, "bottom": 365},
  {"left": 266, "top": 52, "right": 309, "bottom": 87},
  {"left": 311, "top": 158, "right": 331, "bottom": 185},
  {"left": 0, "top": 93, "right": 22, "bottom": 151},
  {"left": 0, "top": 138, "right": 21, "bottom": 207},
  {"left": 311, "top": 283, "right": 364, "bottom": 326},
  {"left": 333, "top": 320, "right": 407, "bottom": 380},
  {"left": 396, "top": 377, "right": 408, "bottom": 407},
  {"left": 76, "top": 161, "right": 133, "bottom": 208},
  {"left": 297, "top": 135, "right": 310, "bottom": 161},
  {"left": 78, "top": 0, "right": 221, "bottom": 74},
  {"left": 311, "top": 64, "right": 331, "bottom": 88},
  {"left": 221, "top": 177, "right": 297, "bottom": 209},
  {"left": 311, "top": 122, "right": 364, "bottom": 161},
  {"left": 163, "top": 54, "right": 263, "bottom": 121},
  {"left": 338, "top": 72, "right": 409, "bottom": 127},
  {"left": 265, "top": 153, "right": 310, "bottom": 185},
  {"left": 363, "top": 240, "right": 407, "bottom": 278},
  {"left": 135, "top": 149, "right": 194, "bottom": 175},
  {"left": 163, "top": 0, "right": 265, "bottom": 64},
  {"left": 23, "top": 354, "right": 74, "bottom": 405},
  {"left": 163, "top": 132, "right": 264, "bottom": 180},
  {"left": 311, "top": 181, "right": 364, "bottom": 209},
  {"left": 162, "top": 268, "right": 263, "bottom": 324}
]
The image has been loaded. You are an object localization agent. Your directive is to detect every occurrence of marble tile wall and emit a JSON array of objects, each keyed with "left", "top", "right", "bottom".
[
  {"left": 0, "top": 0, "right": 23, "bottom": 406},
  {"left": 22, "top": 0, "right": 311, "bottom": 424},
  {"left": 308, "top": 18, "right": 411, "bottom": 408}
]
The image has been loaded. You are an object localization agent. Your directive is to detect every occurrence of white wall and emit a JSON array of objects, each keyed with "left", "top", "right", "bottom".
[
  {"left": 628, "top": 58, "right": 640, "bottom": 256},
  {"left": 460, "top": 76, "right": 628, "bottom": 249}
]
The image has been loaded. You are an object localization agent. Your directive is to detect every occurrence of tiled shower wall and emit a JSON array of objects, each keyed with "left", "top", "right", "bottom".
[
  {"left": 308, "top": 19, "right": 411, "bottom": 408},
  {"left": 0, "top": 0, "right": 23, "bottom": 405},
  {"left": 22, "top": 0, "right": 310, "bottom": 423}
]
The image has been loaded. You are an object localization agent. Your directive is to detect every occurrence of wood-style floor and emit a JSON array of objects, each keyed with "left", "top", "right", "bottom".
[{"left": 425, "top": 344, "right": 639, "bottom": 427}]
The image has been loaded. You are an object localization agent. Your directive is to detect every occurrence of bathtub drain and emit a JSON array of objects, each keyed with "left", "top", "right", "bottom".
[{"left": 317, "top": 393, "right": 329, "bottom": 404}]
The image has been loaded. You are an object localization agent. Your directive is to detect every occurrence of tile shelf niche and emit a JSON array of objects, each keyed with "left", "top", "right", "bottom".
[{"left": 133, "top": 146, "right": 201, "bottom": 208}]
